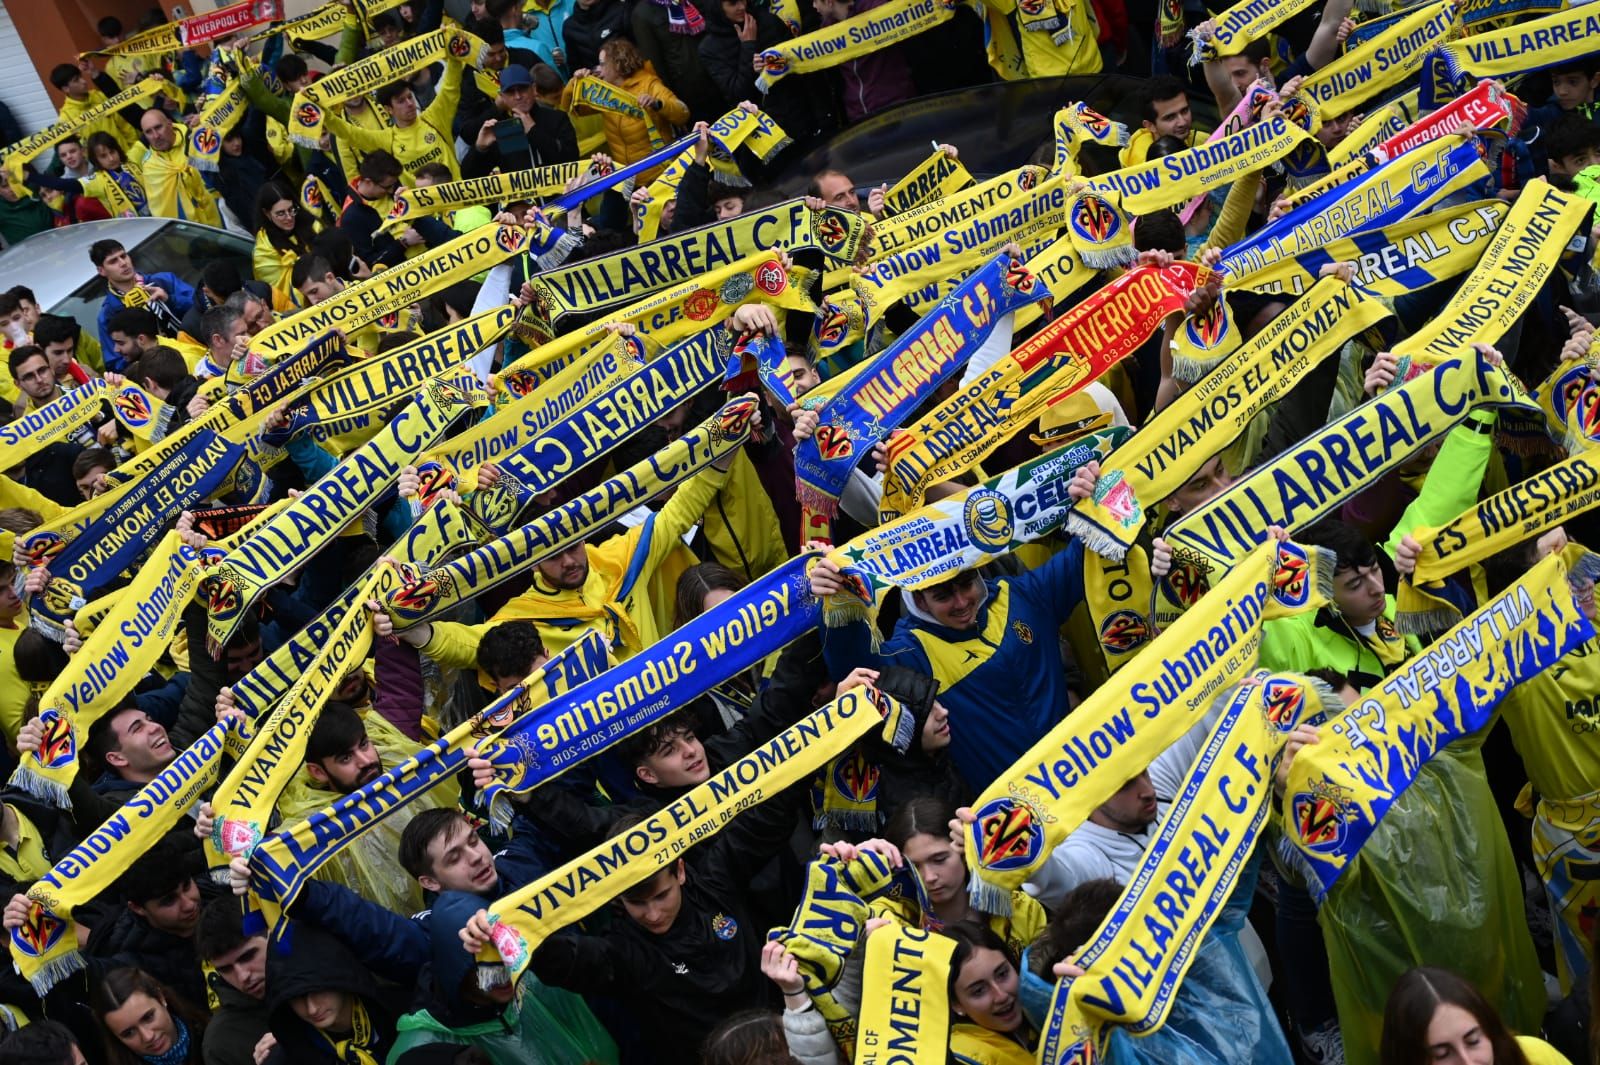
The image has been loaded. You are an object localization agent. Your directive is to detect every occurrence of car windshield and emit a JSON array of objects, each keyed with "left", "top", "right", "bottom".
[{"left": 47, "top": 221, "right": 254, "bottom": 342}]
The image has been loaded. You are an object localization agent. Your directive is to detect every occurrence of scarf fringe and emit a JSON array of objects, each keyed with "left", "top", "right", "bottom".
[
  {"left": 822, "top": 595, "right": 872, "bottom": 628},
  {"left": 889, "top": 704, "right": 915, "bottom": 754},
  {"left": 811, "top": 809, "right": 881, "bottom": 832},
  {"left": 797, "top": 483, "right": 841, "bottom": 520},
  {"left": 1075, "top": 246, "right": 1136, "bottom": 270},
  {"left": 533, "top": 229, "right": 583, "bottom": 272},
  {"left": 1171, "top": 351, "right": 1228, "bottom": 383},
  {"left": 8, "top": 766, "right": 69, "bottom": 809},
  {"left": 1067, "top": 512, "right": 1132, "bottom": 562},
  {"left": 487, "top": 793, "right": 516, "bottom": 834},
  {"left": 1394, "top": 603, "right": 1461, "bottom": 636},
  {"left": 23, "top": 947, "right": 84, "bottom": 997},
  {"left": 967, "top": 874, "right": 1012, "bottom": 916},
  {"left": 477, "top": 961, "right": 512, "bottom": 990},
  {"left": 1573, "top": 551, "right": 1600, "bottom": 585}
]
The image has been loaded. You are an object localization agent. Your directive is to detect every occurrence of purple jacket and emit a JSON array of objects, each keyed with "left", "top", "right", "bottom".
[{"left": 825, "top": 0, "right": 916, "bottom": 122}]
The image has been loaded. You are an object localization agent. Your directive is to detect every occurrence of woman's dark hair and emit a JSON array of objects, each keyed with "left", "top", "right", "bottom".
[
  {"left": 1027, "top": 878, "right": 1122, "bottom": 979},
  {"left": 90, "top": 968, "right": 207, "bottom": 1065},
  {"left": 884, "top": 796, "right": 958, "bottom": 851},
  {"left": 1146, "top": 134, "right": 1190, "bottom": 160},
  {"left": 945, "top": 920, "right": 1016, "bottom": 1013},
  {"left": 255, "top": 181, "right": 317, "bottom": 254},
  {"left": 1378, "top": 967, "right": 1529, "bottom": 1065},
  {"left": 0, "top": 1019, "right": 80, "bottom": 1065},
  {"left": 700, "top": 1010, "right": 797, "bottom": 1065},
  {"left": 674, "top": 562, "right": 746, "bottom": 629},
  {"left": 85, "top": 131, "right": 126, "bottom": 168}
]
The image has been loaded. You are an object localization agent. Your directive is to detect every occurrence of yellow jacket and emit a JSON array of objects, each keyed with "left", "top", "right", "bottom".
[
  {"left": 325, "top": 61, "right": 465, "bottom": 179},
  {"left": 562, "top": 66, "right": 688, "bottom": 175},
  {"left": 253, "top": 225, "right": 319, "bottom": 299},
  {"left": 700, "top": 448, "right": 787, "bottom": 581},
  {"left": 422, "top": 464, "right": 731, "bottom": 671}
]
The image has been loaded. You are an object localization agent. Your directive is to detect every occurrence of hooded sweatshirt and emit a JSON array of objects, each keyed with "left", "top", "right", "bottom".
[
  {"left": 388, "top": 891, "right": 619, "bottom": 1065},
  {"left": 264, "top": 924, "right": 401, "bottom": 1065}
]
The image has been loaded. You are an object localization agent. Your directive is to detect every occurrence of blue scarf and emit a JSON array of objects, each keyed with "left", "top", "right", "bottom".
[{"left": 142, "top": 1017, "right": 191, "bottom": 1065}]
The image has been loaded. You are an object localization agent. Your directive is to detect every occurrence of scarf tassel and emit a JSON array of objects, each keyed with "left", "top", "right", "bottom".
[
  {"left": 531, "top": 228, "right": 584, "bottom": 273},
  {"left": 477, "top": 955, "right": 513, "bottom": 990},
  {"left": 1393, "top": 600, "right": 1462, "bottom": 637},
  {"left": 811, "top": 809, "right": 882, "bottom": 832},
  {"left": 966, "top": 872, "right": 1013, "bottom": 916},
  {"left": 1074, "top": 245, "right": 1136, "bottom": 270},
  {"left": 888, "top": 703, "right": 915, "bottom": 754},
  {"left": 22, "top": 946, "right": 84, "bottom": 998},
  {"left": 8, "top": 765, "right": 70, "bottom": 809},
  {"left": 487, "top": 793, "right": 516, "bottom": 834},
  {"left": 1066, "top": 512, "right": 1134, "bottom": 563}
]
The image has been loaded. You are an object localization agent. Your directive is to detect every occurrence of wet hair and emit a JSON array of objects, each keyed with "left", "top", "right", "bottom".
[
  {"left": 599, "top": 38, "right": 645, "bottom": 78},
  {"left": 108, "top": 307, "right": 161, "bottom": 341},
  {"left": 138, "top": 345, "right": 188, "bottom": 390},
  {"left": 375, "top": 80, "right": 413, "bottom": 108},
  {"left": 1140, "top": 76, "right": 1188, "bottom": 124},
  {"left": 399, "top": 807, "right": 466, "bottom": 879},
  {"left": 90, "top": 968, "right": 207, "bottom": 1065},
  {"left": 0, "top": 1018, "right": 81, "bottom": 1065},
  {"left": 470, "top": 18, "right": 505, "bottom": 44},
  {"left": 89, "top": 238, "right": 126, "bottom": 268},
  {"left": 1027, "top": 878, "right": 1122, "bottom": 979},
  {"left": 701, "top": 1011, "right": 797, "bottom": 1065},
  {"left": 375, "top": 331, "right": 422, "bottom": 354},
  {"left": 615, "top": 713, "right": 700, "bottom": 770},
  {"left": 113, "top": 839, "right": 192, "bottom": 908},
  {"left": 202, "top": 259, "right": 246, "bottom": 299},
  {"left": 358, "top": 149, "right": 404, "bottom": 184},
  {"left": 32, "top": 314, "right": 78, "bottom": 351},
  {"left": 7, "top": 345, "right": 45, "bottom": 379},
  {"left": 194, "top": 896, "right": 251, "bottom": 962},
  {"left": 200, "top": 305, "right": 243, "bottom": 351},
  {"left": 275, "top": 54, "right": 309, "bottom": 84},
  {"left": 1133, "top": 208, "right": 1186, "bottom": 255},
  {"left": 293, "top": 256, "right": 337, "bottom": 290},
  {"left": 1298, "top": 518, "right": 1380, "bottom": 575},
  {"left": 476, "top": 620, "right": 546, "bottom": 681},
  {"left": 883, "top": 795, "right": 958, "bottom": 851},
  {"left": 674, "top": 562, "right": 745, "bottom": 628},
  {"left": 944, "top": 921, "right": 1016, "bottom": 1008},
  {"left": 1378, "top": 967, "right": 1529, "bottom": 1065},
  {"left": 71, "top": 447, "right": 114, "bottom": 481},
  {"left": 305, "top": 702, "right": 368, "bottom": 764},
  {"left": 1544, "top": 112, "right": 1600, "bottom": 167}
]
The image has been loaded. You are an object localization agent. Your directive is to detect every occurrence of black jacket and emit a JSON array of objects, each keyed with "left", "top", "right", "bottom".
[
  {"left": 697, "top": 6, "right": 833, "bottom": 140},
  {"left": 85, "top": 907, "right": 210, "bottom": 1008},
  {"left": 528, "top": 795, "right": 792, "bottom": 1065},
  {"left": 459, "top": 103, "right": 580, "bottom": 179},
  {"left": 265, "top": 924, "right": 401, "bottom": 1065},
  {"left": 203, "top": 974, "right": 272, "bottom": 1065},
  {"left": 563, "top": 0, "right": 632, "bottom": 71},
  {"left": 630, "top": 1, "right": 725, "bottom": 121}
]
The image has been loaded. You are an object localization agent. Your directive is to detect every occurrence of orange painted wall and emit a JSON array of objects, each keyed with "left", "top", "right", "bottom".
[{"left": 17, "top": 0, "right": 186, "bottom": 110}]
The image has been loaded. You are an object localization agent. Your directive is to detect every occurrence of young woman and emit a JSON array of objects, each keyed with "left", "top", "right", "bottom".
[
  {"left": 879, "top": 798, "right": 1044, "bottom": 957},
  {"left": 563, "top": 40, "right": 688, "bottom": 177},
  {"left": 947, "top": 921, "right": 1035, "bottom": 1065},
  {"left": 91, "top": 968, "right": 207, "bottom": 1065},
  {"left": 1379, "top": 967, "right": 1572, "bottom": 1065},
  {"left": 253, "top": 181, "right": 320, "bottom": 300}
]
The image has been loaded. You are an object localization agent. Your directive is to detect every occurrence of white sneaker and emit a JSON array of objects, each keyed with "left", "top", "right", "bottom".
[{"left": 1298, "top": 1021, "right": 1346, "bottom": 1065}]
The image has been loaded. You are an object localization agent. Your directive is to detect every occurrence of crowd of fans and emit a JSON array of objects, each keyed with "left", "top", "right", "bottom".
[{"left": 0, "top": 1, "right": 1595, "bottom": 1065}]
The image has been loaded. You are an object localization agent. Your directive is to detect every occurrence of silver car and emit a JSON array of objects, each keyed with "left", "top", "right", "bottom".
[{"left": 0, "top": 217, "right": 255, "bottom": 341}]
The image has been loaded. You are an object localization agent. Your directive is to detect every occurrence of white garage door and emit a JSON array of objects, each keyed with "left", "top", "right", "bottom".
[{"left": 0, "top": 0, "right": 59, "bottom": 138}]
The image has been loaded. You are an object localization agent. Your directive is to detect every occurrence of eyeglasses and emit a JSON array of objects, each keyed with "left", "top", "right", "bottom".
[{"left": 269, "top": 205, "right": 297, "bottom": 220}]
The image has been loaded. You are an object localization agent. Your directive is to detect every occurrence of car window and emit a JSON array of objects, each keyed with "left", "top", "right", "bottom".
[{"left": 47, "top": 222, "right": 254, "bottom": 342}]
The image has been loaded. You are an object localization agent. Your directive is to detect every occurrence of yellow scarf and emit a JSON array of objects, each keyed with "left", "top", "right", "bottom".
[
  {"left": 250, "top": 223, "right": 535, "bottom": 360},
  {"left": 479, "top": 687, "right": 910, "bottom": 984},
  {"left": 1394, "top": 180, "right": 1593, "bottom": 365},
  {"left": 11, "top": 533, "right": 204, "bottom": 808},
  {"left": 288, "top": 27, "right": 489, "bottom": 145},
  {"left": 565, "top": 75, "right": 667, "bottom": 150},
  {"left": 884, "top": 148, "right": 975, "bottom": 216},
  {"left": 1397, "top": 450, "right": 1600, "bottom": 633},
  {"left": 859, "top": 924, "right": 955, "bottom": 1065},
  {"left": 3, "top": 78, "right": 166, "bottom": 179},
  {"left": 755, "top": 0, "right": 958, "bottom": 91},
  {"left": 1430, "top": 5, "right": 1600, "bottom": 84},
  {"left": 10, "top": 720, "right": 248, "bottom": 994},
  {"left": 1289, "top": 0, "right": 1459, "bottom": 121},
  {"left": 1070, "top": 279, "right": 1389, "bottom": 561}
]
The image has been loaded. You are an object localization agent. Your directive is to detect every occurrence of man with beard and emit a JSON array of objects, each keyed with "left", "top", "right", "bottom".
[{"left": 272, "top": 703, "right": 460, "bottom": 917}]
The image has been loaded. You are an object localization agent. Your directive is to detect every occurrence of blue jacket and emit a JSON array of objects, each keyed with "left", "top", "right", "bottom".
[
  {"left": 820, "top": 539, "right": 1085, "bottom": 787},
  {"left": 96, "top": 271, "right": 196, "bottom": 372}
]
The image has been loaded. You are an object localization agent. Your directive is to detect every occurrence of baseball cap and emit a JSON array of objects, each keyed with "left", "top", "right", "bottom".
[{"left": 499, "top": 64, "right": 534, "bottom": 90}]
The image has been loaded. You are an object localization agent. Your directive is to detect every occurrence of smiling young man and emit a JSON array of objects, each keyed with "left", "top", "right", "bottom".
[{"left": 321, "top": 53, "right": 468, "bottom": 179}]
